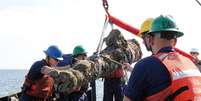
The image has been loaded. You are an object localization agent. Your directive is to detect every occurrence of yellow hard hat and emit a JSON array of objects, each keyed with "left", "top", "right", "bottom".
[{"left": 138, "top": 18, "right": 154, "bottom": 38}]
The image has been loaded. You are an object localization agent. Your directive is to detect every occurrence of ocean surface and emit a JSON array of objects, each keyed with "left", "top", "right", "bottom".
[{"left": 0, "top": 69, "right": 104, "bottom": 100}]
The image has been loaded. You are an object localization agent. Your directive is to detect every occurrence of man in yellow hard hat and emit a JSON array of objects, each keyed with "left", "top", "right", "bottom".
[
  {"left": 137, "top": 18, "right": 154, "bottom": 52},
  {"left": 124, "top": 15, "right": 201, "bottom": 101}
]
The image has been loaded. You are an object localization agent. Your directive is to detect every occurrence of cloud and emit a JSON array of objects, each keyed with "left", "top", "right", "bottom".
[{"left": 0, "top": 0, "right": 201, "bottom": 69}]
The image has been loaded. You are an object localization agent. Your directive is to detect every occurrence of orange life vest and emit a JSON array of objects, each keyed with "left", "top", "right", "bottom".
[
  {"left": 109, "top": 67, "right": 125, "bottom": 78},
  {"left": 23, "top": 75, "right": 54, "bottom": 99},
  {"left": 145, "top": 52, "right": 201, "bottom": 101}
]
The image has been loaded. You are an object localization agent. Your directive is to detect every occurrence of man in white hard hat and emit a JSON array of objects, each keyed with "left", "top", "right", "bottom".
[{"left": 190, "top": 48, "right": 201, "bottom": 71}]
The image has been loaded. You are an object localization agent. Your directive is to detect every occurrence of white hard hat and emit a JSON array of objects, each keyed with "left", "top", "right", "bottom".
[{"left": 190, "top": 48, "right": 199, "bottom": 54}]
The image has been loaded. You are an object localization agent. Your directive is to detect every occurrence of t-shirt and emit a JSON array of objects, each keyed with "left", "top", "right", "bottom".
[
  {"left": 58, "top": 54, "right": 73, "bottom": 66},
  {"left": 124, "top": 47, "right": 174, "bottom": 101}
]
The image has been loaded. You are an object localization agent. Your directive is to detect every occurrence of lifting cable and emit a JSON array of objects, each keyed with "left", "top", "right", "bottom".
[
  {"left": 195, "top": 0, "right": 201, "bottom": 6},
  {"left": 96, "top": 15, "right": 109, "bottom": 57},
  {"left": 102, "top": 0, "right": 139, "bottom": 35}
]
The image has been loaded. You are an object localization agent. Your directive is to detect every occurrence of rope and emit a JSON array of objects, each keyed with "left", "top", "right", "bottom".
[
  {"left": 100, "top": 55, "right": 133, "bottom": 72},
  {"left": 101, "top": 55, "right": 123, "bottom": 66},
  {"left": 100, "top": 54, "right": 132, "bottom": 83}
]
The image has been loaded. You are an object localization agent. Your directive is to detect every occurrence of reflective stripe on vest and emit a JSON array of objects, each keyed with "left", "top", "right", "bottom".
[{"left": 145, "top": 52, "right": 201, "bottom": 101}]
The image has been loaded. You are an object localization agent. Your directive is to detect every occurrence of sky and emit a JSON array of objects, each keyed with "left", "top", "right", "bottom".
[{"left": 0, "top": 0, "right": 200, "bottom": 69}]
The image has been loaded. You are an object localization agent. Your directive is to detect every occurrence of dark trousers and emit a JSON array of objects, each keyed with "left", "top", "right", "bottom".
[
  {"left": 103, "top": 78, "right": 125, "bottom": 101},
  {"left": 62, "top": 91, "right": 88, "bottom": 101},
  {"left": 86, "top": 90, "right": 92, "bottom": 101},
  {"left": 19, "top": 93, "right": 45, "bottom": 101}
]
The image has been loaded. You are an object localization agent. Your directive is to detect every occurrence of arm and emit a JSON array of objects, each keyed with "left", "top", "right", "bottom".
[
  {"left": 54, "top": 65, "right": 71, "bottom": 70},
  {"left": 41, "top": 66, "right": 59, "bottom": 75},
  {"left": 123, "top": 96, "right": 132, "bottom": 101},
  {"left": 124, "top": 60, "right": 147, "bottom": 101},
  {"left": 123, "top": 63, "right": 133, "bottom": 72},
  {"left": 40, "top": 65, "right": 71, "bottom": 75}
]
